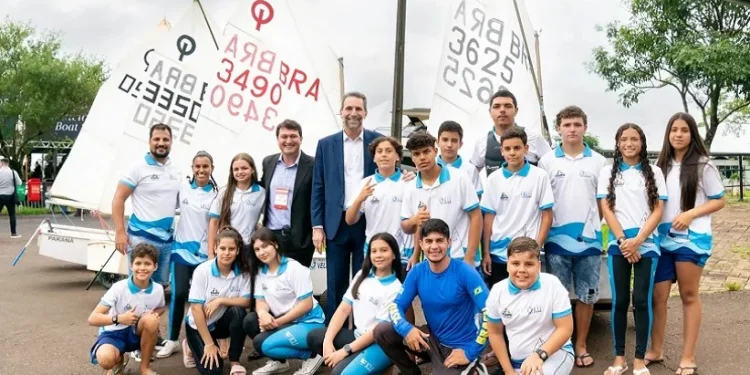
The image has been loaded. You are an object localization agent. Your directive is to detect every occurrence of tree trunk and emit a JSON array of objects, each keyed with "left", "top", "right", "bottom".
[{"left": 704, "top": 85, "right": 722, "bottom": 148}]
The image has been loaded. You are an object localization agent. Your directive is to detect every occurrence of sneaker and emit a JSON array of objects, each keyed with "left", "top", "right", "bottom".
[
  {"left": 182, "top": 339, "right": 196, "bottom": 368},
  {"left": 129, "top": 350, "right": 154, "bottom": 363},
  {"left": 155, "top": 336, "right": 167, "bottom": 351},
  {"left": 252, "top": 360, "right": 290, "bottom": 375},
  {"left": 10, "top": 234, "right": 21, "bottom": 239},
  {"left": 156, "top": 339, "right": 180, "bottom": 358},
  {"left": 294, "top": 355, "right": 323, "bottom": 375}
]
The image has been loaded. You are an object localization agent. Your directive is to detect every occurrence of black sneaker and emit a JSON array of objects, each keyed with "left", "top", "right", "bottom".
[{"left": 155, "top": 336, "right": 167, "bottom": 351}]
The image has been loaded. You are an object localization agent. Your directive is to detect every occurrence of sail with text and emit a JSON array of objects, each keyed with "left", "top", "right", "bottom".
[
  {"left": 49, "top": 2, "right": 221, "bottom": 215},
  {"left": 192, "top": 0, "right": 342, "bottom": 183},
  {"left": 427, "top": 0, "right": 543, "bottom": 161}
]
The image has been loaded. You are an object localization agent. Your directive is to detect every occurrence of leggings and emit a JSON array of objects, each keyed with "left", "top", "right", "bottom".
[
  {"left": 185, "top": 306, "right": 247, "bottom": 375},
  {"left": 306, "top": 327, "right": 392, "bottom": 375},
  {"left": 243, "top": 312, "right": 324, "bottom": 360},
  {"left": 608, "top": 255, "right": 658, "bottom": 359},
  {"left": 168, "top": 261, "right": 197, "bottom": 341}
]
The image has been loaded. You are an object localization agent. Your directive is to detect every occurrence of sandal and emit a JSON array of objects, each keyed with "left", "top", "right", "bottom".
[
  {"left": 633, "top": 368, "right": 651, "bottom": 375},
  {"left": 108, "top": 355, "right": 129, "bottom": 375},
  {"left": 675, "top": 365, "right": 699, "bottom": 375},
  {"left": 644, "top": 357, "right": 664, "bottom": 367},
  {"left": 605, "top": 365, "right": 629, "bottom": 375},
  {"left": 575, "top": 353, "right": 595, "bottom": 368},
  {"left": 230, "top": 364, "right": 248, "bottom": 375}
]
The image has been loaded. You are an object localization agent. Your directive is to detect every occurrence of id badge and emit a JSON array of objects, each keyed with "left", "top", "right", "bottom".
[{"left": 274, "top": 187, "right": 290, "bottom": 210}]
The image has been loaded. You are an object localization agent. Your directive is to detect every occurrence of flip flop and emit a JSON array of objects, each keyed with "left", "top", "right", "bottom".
[
  {"left": 675, "top": 365, "right": 699, "bottom": 375},
  {"left": 644, "top": 357, "right": 664, "bottom": 367},
  {"left": 633, "top": 368, "right": 651, "bottom": 375},
  {"left": 109, "top": 355, "right": 129, "bottom": 375},
  {"left": 605, "top": 365, "right": 629, "bottom": 375},
  {"left": 575, "top": 353, "right": 595, "bottom": 368},
  {"left": 230, "top": 364, "right": 248, "bottom": 375}
]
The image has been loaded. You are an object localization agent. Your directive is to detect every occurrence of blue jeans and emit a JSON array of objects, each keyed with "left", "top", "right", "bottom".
[
  {"left": 545, "top": 253, "right": 601, "bottom": 304},
  {"left": 127, "top": 235, "right": 172, "bottom": 285}
]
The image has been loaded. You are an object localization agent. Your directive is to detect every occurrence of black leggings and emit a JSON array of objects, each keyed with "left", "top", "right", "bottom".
[
  {"left": 185, "top": 306, "right": 247, "bottom": 375},
  {"left": 608, "top": 255, "right": 657, "bottom": 359},
  {"left": 168, "top": 261, "right": 197, "bottom": 341},
  {"left": 0, "top": 194, "right": 17, "bottom": 235}
]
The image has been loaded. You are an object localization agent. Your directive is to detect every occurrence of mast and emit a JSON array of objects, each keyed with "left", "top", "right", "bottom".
[
  {"left": 390, "top": 0, "right": 407, "bottom": 140},
  {"left": 196, "top": 0, "right": 219, "bottom": 50},
  {"left": 338, "top": 57, "right": 345, "bottom": 100}
]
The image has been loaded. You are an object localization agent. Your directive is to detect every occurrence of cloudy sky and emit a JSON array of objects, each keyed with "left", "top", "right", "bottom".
[{"left": 4, "top": 0, "right": 746, "bottom": 151}]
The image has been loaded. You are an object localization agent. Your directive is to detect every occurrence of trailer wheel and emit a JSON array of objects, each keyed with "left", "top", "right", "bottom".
[{"left": 98, "top": 272, "right": 126, "bottom": 289}]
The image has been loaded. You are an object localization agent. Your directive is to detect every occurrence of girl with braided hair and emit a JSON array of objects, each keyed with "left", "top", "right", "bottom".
[{"left": 596, "top": 123, "right": 667, "bottom": 375}]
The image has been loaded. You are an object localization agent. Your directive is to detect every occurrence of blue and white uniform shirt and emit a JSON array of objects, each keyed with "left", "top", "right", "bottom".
[
  {"left": 400, "top": 166, "right": 480, "bottom": 262},
  {"left": 538, "top": 145, "right": 607, "bottom": 256},
  {"left": 173, "top": 179, "right": 217, "bottom": 265},
  {"left": 343, "top": 270, "right": 402, "bottom": 337},
  {"left": 486, "top": 273, "right": 573, "bottom": 369},
  {"left": 186, "top": 259, "right": 251, "bottom": 330},
  {"left": 100, "top": 277, "right": 166, "bottom": 332},
  {"left": 254, "top": 257, "right": 325, "bottom": 324},
  {"left": 480, "top": 162, "right": 554, "bottom": 263},
  {"left": 437, "top": 155, "right": 484, "bottom": 196},
  {"left": 597, "top": 163, "right": 668, "bottom": 257},
  {"left": 346, "top": 169, "right": 412, "bottom": 262},
  {"left": 209, "top": 184, "right": 265, "bottom": 245},
  {"left": 120, "top": 153, "right": 181, "bottom": 244},
  {"left": 659, "top": 159, "right": 725, "bottom": 258}
]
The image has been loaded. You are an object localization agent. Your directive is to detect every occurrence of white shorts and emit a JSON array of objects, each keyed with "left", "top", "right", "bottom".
[{"left": 513, "top": 350, "right": 574, "bottom": 375}]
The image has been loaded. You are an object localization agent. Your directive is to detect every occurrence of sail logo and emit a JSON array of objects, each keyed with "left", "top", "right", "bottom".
[{"left": 554, "top": 170, "right": 566, "bottom": 179}]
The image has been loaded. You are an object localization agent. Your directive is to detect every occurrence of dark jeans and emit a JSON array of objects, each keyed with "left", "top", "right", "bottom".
[
  {"left": 324, "top": 215, "right": 366, "bottom": 323},
  {"left": 271, "top": 228, "right": 314, "bottom": 267},
  {"left": 168, "top": 261, "right": 197, "bottom": 341},
  {"left": 184, "top": 306, "right": 247, "bottom": 375},
  {"left": 608, "top": 255, "right": 658, "bottom": 359},
  {"left": 0, "top": 194, "right": 17, "bottom": 235},
  {"left": 306, "top": 327, "right": 361, "bottom": 375},
  {"left": 486, "top": 261, "right": 510, "bottom": 289}
]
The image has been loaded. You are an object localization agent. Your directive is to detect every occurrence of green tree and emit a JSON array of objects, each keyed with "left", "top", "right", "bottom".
[
  {"left": 587, "top": 0, "right": 750, "bottom": 148},
  {"left": 0, "top": 18, "right": 106, "bottom": 173},
  {"left": 552, "top": 133, "right": 604, "bottom": 154}
]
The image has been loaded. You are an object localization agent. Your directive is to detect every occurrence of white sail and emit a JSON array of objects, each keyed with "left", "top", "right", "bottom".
[
  {"left": 193, "top": 0, "right": 342, "bottom": 184},
  {"left": 427, "top": 0, "right": 544, "bottom": 160},
  {"left": 50, "top": 1, "right": 221, "bottom": 214}
]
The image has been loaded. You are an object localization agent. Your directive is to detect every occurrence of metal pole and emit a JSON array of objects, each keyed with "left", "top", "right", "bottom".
[
  {"left": 740, "top": 155, "right": 745, "bottom": 201},
  {"left": 390, "top": 0, "right": 407, "bottom": 141},
  {"left": 534, "top": 31, "right": 550, "bottom": 143},
  {"left": 338, "top": 57, "right": 345, "bottom": 100}
]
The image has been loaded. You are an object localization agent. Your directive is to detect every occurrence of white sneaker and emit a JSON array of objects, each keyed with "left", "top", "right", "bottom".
[
  {"left": 252, "top": 360, "right": 291, "bottom": 375},
  {"left": 156, "top": 339, "right": 180, "bottom": 358},
  {"left": 129, "top": 350, "right": 154, "bottom": 362},
  {"left": 10, "top": 234, "right": 21, "bottom": 239},
  {"left": 294, "top": 355, "right": 323, "bottom": 375}
]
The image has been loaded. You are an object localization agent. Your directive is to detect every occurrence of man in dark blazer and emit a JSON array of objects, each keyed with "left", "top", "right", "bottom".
[
  {"left": 311, "top": 92, "right": 384, "bottom": 320},
  {"left": 261, "top": 119, "right": 315, "bottom": 267}
]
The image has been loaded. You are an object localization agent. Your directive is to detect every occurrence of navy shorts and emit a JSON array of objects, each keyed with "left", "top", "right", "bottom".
[
  {"left": 653, "top": 251, "right": 709, "bottom": 284},
  {"left": 90, "top": 327, "right": 141, "bottom": 365}
]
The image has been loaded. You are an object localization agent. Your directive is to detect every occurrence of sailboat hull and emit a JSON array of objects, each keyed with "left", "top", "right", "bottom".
[{"left": 37, "top": 223, "right": 114, "bottom": 266}]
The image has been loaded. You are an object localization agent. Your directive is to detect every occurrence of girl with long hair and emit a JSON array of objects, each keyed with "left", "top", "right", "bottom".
[
  {"left": 645, "top": 113, "right": 726, "bottom": 375},
  {"left": 306, "top": 232, "right": 405, "bottom": 375},
  {"left": 208, "top": 153, "right": 265, "bottom": 251},
  {"left": 184, "top": 227, "right": 253, "bottom": 375},
  {"left": 597, "top": 123, "right": 667, "bottom": 375},
  {"left": 242, "top": 227, "right": 326, "bottom": 375},
  {"left": 158, "top": 151, "right": 218, "bottom": 364}
]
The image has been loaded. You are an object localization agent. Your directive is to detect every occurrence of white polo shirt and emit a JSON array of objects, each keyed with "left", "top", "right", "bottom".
[
  {"left": 173, "top": 180, "right": 217, "bottom": 265},
  {"left": 596, "top": 163, "right": 668, "bottom": 257},
  {"left": 538, "top": 145, "right": 607, "bottom": 257},
  {"left": 480, "top": 162, "right": 554, "bottom": 263},
  {"left": 471, "top": 127, "right": 552, "bottom": 168},
  {"left": 209, "top": 184, "right": 265, "bottom": 244},
  {"left": 400, "top": 166, "right": 480, "bottom": 261},
  {"left": 100, "top": 277, "right": 166, "bottom": 332},
  {"left": 437, "top": 155, "right": 484, "bottom": 196},
  {"left": 486, "top": 273, "right": 574, "bottom": 367},
  {"left": 346, "top": 169, "right": 413, "bottom": 261},
  {"left": 120, "top": 153, "right": 182, "bottom": 244},
  {"left": 254, "top": 257, "right": 325, "bottom": 324},
  {"left": 186, "top": 259, "right": 252, "bottom": 330},
  {"left": 659, "top": 159, "right": 725, "bottom": 257},
  {"left": 343, "top": 269, "right": 402, "bottom": 337}
]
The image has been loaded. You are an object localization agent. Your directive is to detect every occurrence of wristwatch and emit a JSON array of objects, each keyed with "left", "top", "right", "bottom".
[
  {"left": 343, "top": 344, "right": 353, "bottom": 355},
  {"left": 112, "top": 315, "right": 119, "bottom": 325},
  {"left": 534, "top": 348, "right": 548, "bottom": 362},
  {"left": 616, "top": 236, "right": 626, "bottom": 245}
]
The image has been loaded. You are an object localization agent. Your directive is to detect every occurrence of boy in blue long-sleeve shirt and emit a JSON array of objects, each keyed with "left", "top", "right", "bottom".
[{"left": 374, "top": 218, "right": 489, "bottom": 375}]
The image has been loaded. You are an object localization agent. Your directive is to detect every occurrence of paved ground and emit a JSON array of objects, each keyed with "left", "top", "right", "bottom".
[{"left": 1, "top": 211, "right": 750, "bottom": 374}]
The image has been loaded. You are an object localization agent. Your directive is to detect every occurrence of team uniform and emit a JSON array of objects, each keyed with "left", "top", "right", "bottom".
[
  {"left": 538, "top": 145, "right": 606, "bottom": 304},
  {"left": 480, "top": 162, "right": 554, "bottom": 284},
  {"left": 471, "top": 127, "right": 552, "bottom": 175},
  {"left": 400, "top": 166, "right": 480, "bottom": 263},
  {"left": 346, "top": 169, "right": 412, "bottom": 263},
  {"left": 306, "top": 269, "right": 402, "bottom": 374},
  {"left": 89, "top": 277, "right": 166, "bottom": 364},
  {"left": 596, "top": 162, "right": 668, "bottom": 360},
  {"left": 209, "top": 184, "right": 265, "bottom": 245},
  {"left": 486, "top": 273, "right": 575, "bottom": 374},
  {"left": 243, "top": 257, "right": 325, "bottom": 363},
  {"left": 374, "top": 259, "right": 489, "bottom": 375},
  {"left": 167, "top": 179, "right": 217, "bottom": 343},
  {"left": 655, "top": 159, "right": 725, "bottom": 283},
  {"left": 184, "top": 259, "right": 251, "bottom": 374},
  {"left": 437, "top": 155, "right": 484, "bottom": 196},
  {"left": 119, "top": 153, "right": 181, "bottom": 284}
]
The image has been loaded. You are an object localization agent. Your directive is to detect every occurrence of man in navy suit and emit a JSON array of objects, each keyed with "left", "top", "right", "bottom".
[{"left": 311, "top": 91, "right": 385, "bottom": 320}]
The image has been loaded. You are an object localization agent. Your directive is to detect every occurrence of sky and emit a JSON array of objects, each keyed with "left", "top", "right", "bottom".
[{"left": 4, "top": 0, "right": 747, "bottom": 152}]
